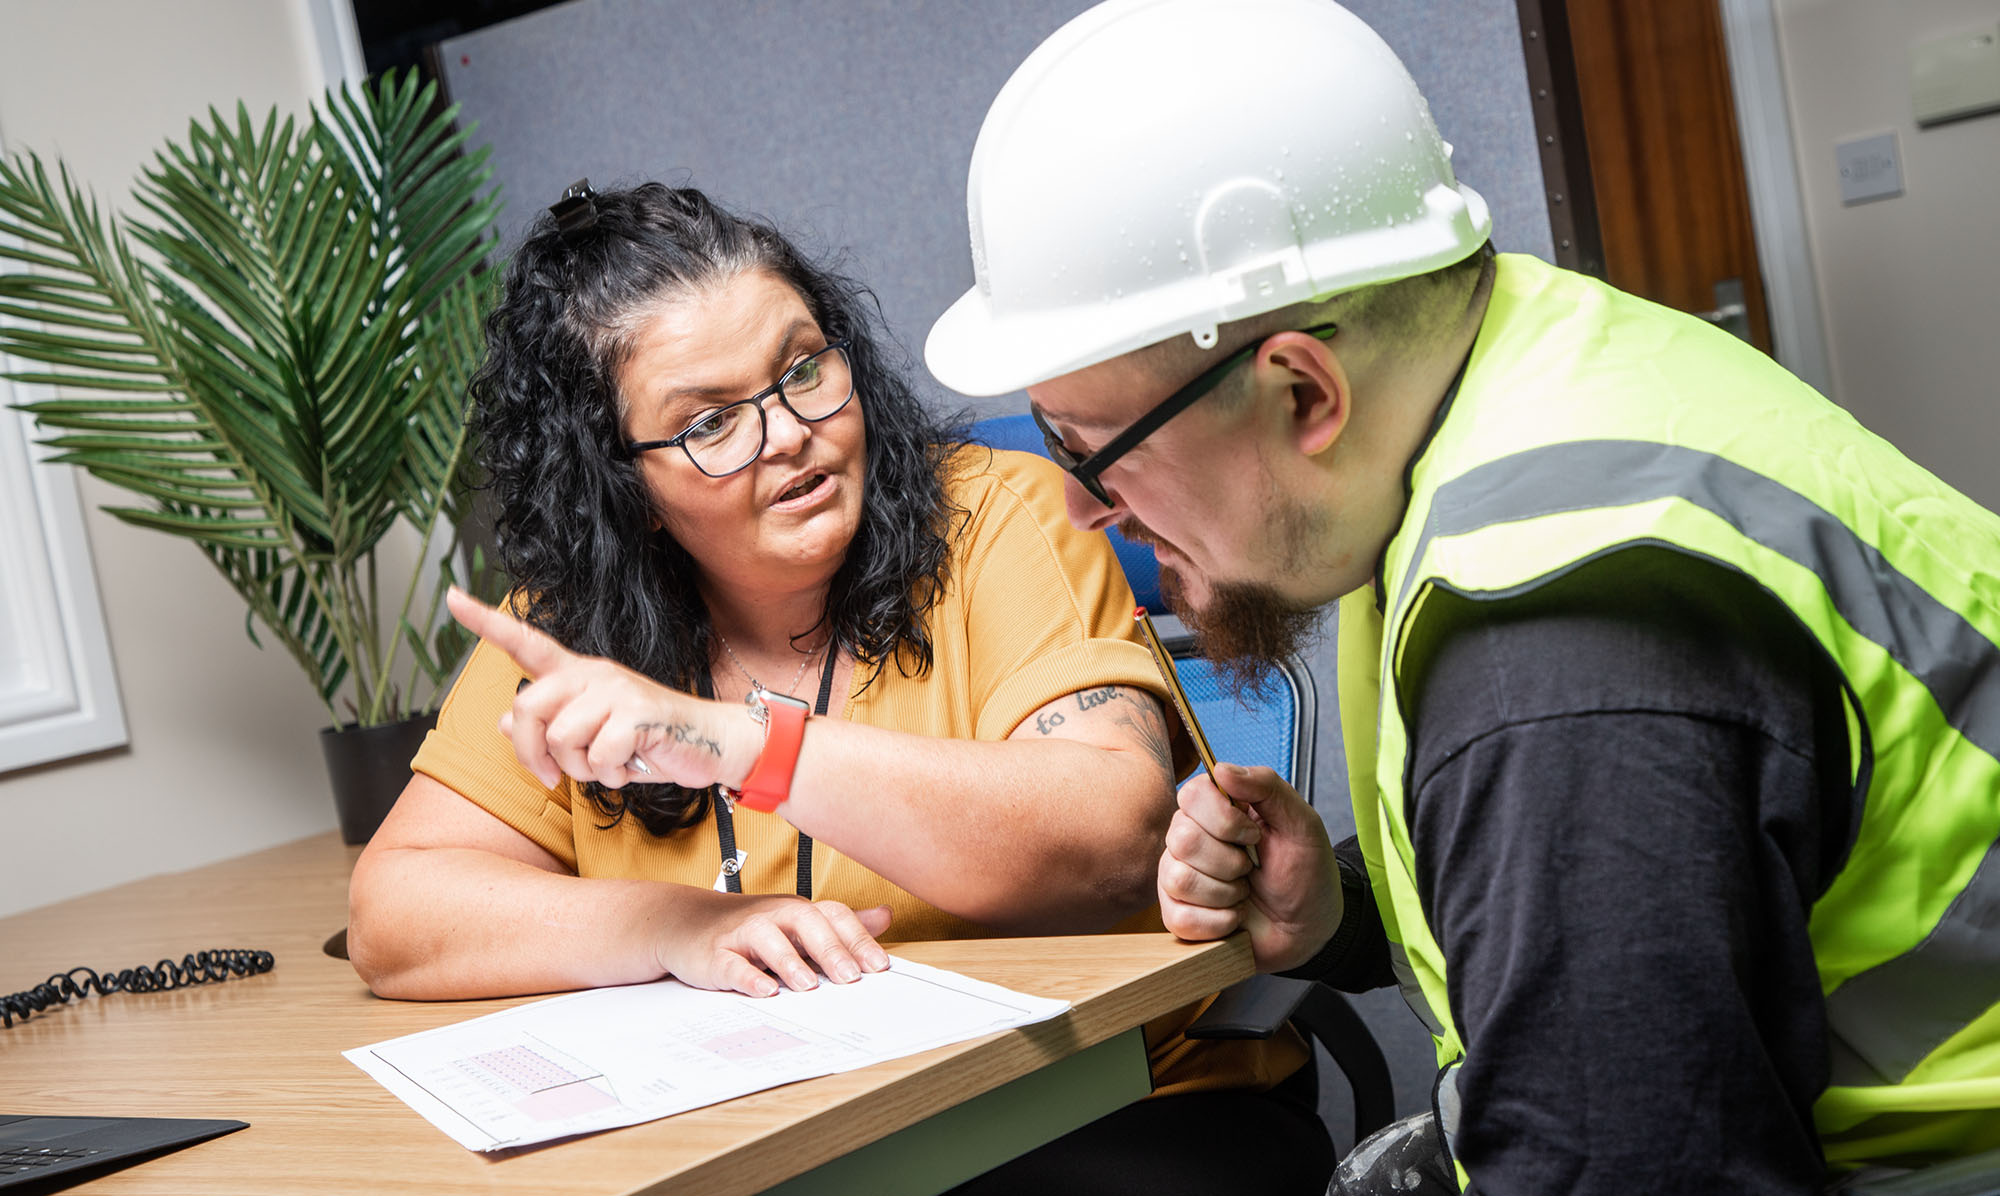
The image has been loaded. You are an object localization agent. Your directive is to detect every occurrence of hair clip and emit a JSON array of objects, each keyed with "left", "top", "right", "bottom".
[{"left": 549, "top": 178, "right": 599, "bottom": 241}]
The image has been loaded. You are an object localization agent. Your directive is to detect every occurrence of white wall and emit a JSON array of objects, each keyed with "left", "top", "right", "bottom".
[
  {"left": 1771, "top": 0, "right": 2000, "bottom": 510},
  {"left": 0, "top": 0, "right": 345, "bottom": 917}
]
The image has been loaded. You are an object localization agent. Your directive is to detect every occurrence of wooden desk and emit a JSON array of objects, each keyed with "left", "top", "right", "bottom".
[{"left": 1, "top": 833, "right": 1249, "bottom": 1194}]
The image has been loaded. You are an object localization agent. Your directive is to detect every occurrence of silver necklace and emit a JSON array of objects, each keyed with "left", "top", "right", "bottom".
[{"left": 715, "top": 631, "right": 820, "bottom": 696}]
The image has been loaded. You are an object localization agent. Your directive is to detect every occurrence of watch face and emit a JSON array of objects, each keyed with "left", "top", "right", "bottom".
[{"left": 743, "top": 687, "right": 809, "bottom": 725}]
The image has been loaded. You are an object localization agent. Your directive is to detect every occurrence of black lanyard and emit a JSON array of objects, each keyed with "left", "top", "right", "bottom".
[{"left": 714, "top": 648, "right": 837, "bottom": 899}]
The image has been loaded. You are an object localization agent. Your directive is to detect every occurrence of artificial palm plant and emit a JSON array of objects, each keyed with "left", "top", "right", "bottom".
[{"left": 0, "top": 71, "right": 502, "bottom": 729}]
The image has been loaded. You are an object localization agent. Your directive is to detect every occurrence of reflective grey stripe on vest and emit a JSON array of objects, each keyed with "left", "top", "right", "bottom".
[
  {"left": 1395, "top": 439, "right": 2000, "bottom": 1083},
  {"left": 1435, "top": 1060, "right": 1464, "bottom": 1177},
  {"left": 1389, "top": 941, "right": 1445, "bottom": 1035}
]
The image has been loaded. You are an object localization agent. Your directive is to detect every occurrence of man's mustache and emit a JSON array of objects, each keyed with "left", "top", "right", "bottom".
[{"left": 1116, "top": 518, "right": 1161, "bottom": 550}]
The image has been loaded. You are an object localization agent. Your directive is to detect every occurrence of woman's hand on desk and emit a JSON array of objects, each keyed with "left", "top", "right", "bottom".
[
  {"left": 447, "top": 588, "right": 757, "bottom": 792},
  {"left": 665, "top": 892, "right": 894, "bottom": 998},
  {"left": 351, "top": 776, "right": 897, "bottom": 1000}
]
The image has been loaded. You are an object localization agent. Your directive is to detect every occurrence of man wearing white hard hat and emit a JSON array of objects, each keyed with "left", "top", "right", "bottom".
[{"left": 927, "top": 1, "right": 2000, "bottom": 1192}]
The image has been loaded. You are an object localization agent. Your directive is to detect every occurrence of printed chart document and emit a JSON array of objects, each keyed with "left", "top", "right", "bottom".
[{"left": 345, "top": 957, "right": 1069, "bottom": 1151}]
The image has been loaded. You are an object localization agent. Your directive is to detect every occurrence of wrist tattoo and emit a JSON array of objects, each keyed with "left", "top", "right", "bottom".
[
  {"left": 634, "top": 720, "right": 722, "bottom": 759},
  {"left": 1035, "top": 710, "right": 1067, "bottom": 735}
]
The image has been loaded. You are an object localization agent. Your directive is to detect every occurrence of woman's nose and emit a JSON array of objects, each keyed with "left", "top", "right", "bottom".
[{"left": 761, "top": 397, "right": 810, "bottom": 456}]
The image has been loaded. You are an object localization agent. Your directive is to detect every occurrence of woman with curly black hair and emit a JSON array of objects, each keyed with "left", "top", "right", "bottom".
[{"left": 346, "top": 182, "right": 1327, "bottom": 1193}]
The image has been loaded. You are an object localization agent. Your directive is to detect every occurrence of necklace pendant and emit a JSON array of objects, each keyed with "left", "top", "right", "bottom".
[{"left": 716, "top": 627, "right": 823, "bottom": 703}]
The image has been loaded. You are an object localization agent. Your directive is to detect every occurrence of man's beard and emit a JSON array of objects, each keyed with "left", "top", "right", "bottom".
[
  {"left": 1159, "top": 568, "right": 1323, "bottom": 694},
  {"left": 1122, "top": 516, "right": 1325, "bottom": 695}
]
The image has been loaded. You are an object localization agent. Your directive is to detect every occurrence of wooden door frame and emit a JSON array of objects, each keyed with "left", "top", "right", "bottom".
[{"left": 1515, "top": 0, "right": 1833, "bottom": 395}]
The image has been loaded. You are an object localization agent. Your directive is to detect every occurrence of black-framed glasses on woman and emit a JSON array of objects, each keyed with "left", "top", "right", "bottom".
[
  {"left": 626, "top": 342, "right": 855, "bottom": 477},
  {"left": 1031, "top": 322, "right": 1339, "bottom": 508}
]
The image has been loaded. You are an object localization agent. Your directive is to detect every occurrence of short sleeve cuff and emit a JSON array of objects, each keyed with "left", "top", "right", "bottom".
[
  {"left": 974, "top": 636, "right": 1169, "bottom": 740},
  {"left": 411, "top": 738, "right": 580, "bottom": 872}
]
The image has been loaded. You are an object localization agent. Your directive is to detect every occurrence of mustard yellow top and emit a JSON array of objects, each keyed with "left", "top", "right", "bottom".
[{"left": 413, "top": 447, "right": 1304, "bottom": 1096}]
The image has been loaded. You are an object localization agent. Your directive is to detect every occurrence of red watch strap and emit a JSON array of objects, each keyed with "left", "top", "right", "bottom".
[{"left": 731, "top": 695, "right": 808, "bottom": 812}]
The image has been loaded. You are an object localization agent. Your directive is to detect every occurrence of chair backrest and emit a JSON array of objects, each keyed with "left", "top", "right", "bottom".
[
  {"left": 969, "top": 415, "right": 1315, "bottom": 796},
  {"left": 1168, "top": 645, "right": 1317, "bottom": 798}
]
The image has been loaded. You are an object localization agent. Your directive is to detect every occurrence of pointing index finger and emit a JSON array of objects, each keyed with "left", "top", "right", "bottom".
[{"left": 445, "top": 586, "right": 570, "bottom": 679}]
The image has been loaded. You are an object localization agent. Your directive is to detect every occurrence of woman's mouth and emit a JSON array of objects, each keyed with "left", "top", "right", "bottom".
[{"left": 773, "top": 473, "right": 830, "bottom": 507}]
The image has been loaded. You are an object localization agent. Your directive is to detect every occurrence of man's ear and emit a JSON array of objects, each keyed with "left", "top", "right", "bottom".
[{"left": 1260, "top": 331, "right": 1349, "bottom": 457}]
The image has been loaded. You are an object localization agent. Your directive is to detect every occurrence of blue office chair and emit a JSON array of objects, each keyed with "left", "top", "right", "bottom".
[{"left": 969, "top": 415, "right": 1394, "bottom": 1146}]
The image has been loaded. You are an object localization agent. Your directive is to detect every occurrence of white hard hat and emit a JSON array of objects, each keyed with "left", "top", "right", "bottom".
[{"left": 926, "top": 0, "right": 1492, "bottom": 397}]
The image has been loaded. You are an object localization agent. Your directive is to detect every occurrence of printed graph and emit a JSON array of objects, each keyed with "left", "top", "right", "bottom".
[
  {"left": 699, "top": 1024, "right": 808, "bottom": 1060},
  {"left": 455, "top": 1043, "right": 621, "bottom": 1122}
]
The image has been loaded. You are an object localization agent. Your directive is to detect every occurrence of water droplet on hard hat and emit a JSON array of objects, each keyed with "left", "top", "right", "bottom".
[
  {"left": 1179, "top": 250, "right": 1189, "bottom": 263},
  {"left": 1406, "top": 131, "right": 1415, "bottom": 142},
  {"left": 1274, "top": 169, "right": 1284, "bottom": 181}
]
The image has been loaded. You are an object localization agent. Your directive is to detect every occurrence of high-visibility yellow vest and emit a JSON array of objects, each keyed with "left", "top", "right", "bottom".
[{"left": 1340, "top": 254, "right": 2000, "bottom": 1180}]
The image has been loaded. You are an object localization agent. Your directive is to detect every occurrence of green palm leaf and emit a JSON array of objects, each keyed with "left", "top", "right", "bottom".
[{"left": 0, "top": 69, "right": 500, "bottom": 725}]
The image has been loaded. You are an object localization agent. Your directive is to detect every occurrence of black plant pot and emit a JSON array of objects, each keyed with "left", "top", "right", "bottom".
[{"left": 319, "top": 713, "right": 437, "bottom": 845}]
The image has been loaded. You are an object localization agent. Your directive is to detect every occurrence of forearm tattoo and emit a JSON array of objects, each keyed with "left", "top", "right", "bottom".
[{"left": 633, "top": 720, "right": 722, "bottom": 759}]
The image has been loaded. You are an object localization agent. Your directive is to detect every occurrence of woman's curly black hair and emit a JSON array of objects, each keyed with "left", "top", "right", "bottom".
[{"left": 472, "top": 182, "right": 964, "bottom": 836}]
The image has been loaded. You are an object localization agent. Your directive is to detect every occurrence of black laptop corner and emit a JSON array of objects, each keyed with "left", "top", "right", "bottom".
[{"left": 0, "top": 1114, "right": 246, "bottom": 1192}]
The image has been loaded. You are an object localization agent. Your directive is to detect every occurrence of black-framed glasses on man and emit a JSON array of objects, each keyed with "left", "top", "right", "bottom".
[
  {"left": 626, "top": 342, "right": 855, "bottom": 477},
  {"left": 1031, "top": 322, "right": 1339, "bottom": 508}
]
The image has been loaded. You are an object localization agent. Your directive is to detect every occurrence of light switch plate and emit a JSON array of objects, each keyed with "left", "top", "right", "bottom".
[
  {"left": 1911, "top": 24, "right": 2000, "bottom": 127},
  {"left": 1835, "top": 132, "right": 1903, "bottom": 205}
]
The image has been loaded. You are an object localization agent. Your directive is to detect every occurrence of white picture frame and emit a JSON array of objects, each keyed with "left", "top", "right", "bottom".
[{"left": 0, "top": 362, "right": 128, "bottom": 773}]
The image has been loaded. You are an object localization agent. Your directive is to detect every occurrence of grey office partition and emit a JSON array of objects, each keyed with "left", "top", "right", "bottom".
[
  {"left": 441, "top": 0, "right": 1550, "bottom": 422},
  {"left": 440, "top": 0, "right": 1550, "bottom": 1142}
]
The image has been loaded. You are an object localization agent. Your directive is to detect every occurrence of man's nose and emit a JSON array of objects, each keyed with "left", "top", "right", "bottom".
[{"left": 1064, "top": 475, "right": 1123, "bottom": 532}]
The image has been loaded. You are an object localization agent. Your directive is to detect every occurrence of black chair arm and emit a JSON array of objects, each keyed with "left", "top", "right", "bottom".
[{"left": 1187, "top": 974, "right": 1395, "bottom": 1144}]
